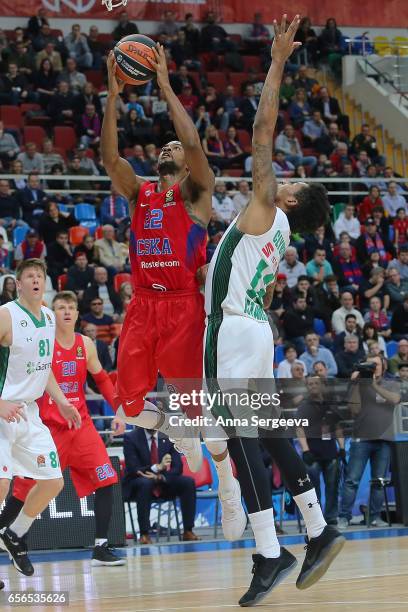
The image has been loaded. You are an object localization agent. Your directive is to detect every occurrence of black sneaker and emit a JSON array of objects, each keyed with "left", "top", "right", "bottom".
[
  {"left": 0, "top": 580, "right": 4, "bottom": 590},
  {"left": 0, "top": 528, "right": 34, "bottom": 576},
  {"left": 91, "top": 542, "right": 126, "bottom": 566},
  {"left": 296, "top": 525, "right": 345, "bottom": 590},
  {"left": 239, "top": 548, "right": 297, "bottom": 607}
]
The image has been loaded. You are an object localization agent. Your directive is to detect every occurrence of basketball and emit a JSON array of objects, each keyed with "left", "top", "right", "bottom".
[{"left": 114, "top": 34, "right": 157, "bottom": 86}]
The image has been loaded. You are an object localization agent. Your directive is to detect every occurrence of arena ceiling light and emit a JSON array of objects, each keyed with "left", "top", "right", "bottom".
[{"left": 102, "top": 0, "right": 128, "bottom": 11}]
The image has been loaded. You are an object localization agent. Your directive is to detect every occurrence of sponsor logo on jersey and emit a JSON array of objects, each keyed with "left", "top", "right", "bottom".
[
  {"left": 26, "top": 360, "right": 52, "bottom": 375},
  {"left": 262, "top": 242, "right": 275, "bottom": 259},
  {"left": 26, "top": 361, "right": 35, "bottom": 374},
  {"left": 273, "top": 230, "right": 286, "bottom": 258},
  {"left": 145, "top": 189, "right": 152, "bottom": 196},
  {"left": 76, "top": 346, "right": 84, "bottom": 359},
  {"left": 140, "top": 260, "right": 180, "bottom": 269},
  {"left": 37, "top": 455, "right": 46, "bottom": 468},
  {"left": 164, "top": 189, "right": 176, "bottom": 207},
  {"left": 20, "top": 320, "right": 28, "bottom": 327}
]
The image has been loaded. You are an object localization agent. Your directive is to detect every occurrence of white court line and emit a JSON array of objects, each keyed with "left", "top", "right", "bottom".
[{"left": 85, "top": 602, "right": 408, "bottom": 612}]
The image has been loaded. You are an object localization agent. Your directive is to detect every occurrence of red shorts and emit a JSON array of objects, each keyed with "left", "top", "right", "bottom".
[
  {"left": 117, "top": 288, "right": 205, "bottom": 416},
  {"left": 13, "top": 418, "right": 117, "bottom": 501}
]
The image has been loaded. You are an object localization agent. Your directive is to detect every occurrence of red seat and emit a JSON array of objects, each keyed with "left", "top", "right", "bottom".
[
  {"left": 229, "top": 34, "right": 242, "bottom": 47},
  {"left": 69, "top": 226, "right": 89, "bottom": 246},
  {"left": 20, "top": 103, "right": 41, "bottom": 116},
  {"left": 181, "top": 456, "right": 213, "bottom": 488},
  {"left": 206, "top": 72, "right": 228, "bottom": 91},
  {"left": 236, "top": 129, "right": 252, "bottom": 153},
  {"left": 113, "top": 273, "right": 132, "bottom": 293},
  {"left": 54, "top": 126, "right": 78, "bottom": 153},
  {"left": 0, "top": 106, "right": 23, "bottom": 129},
  {"left": 57, "top": 274, "right": 67, "bottom": 291},
  {"left": 84, "top": 70, "right": 104, "bottom": 89},
  {"left": 94, "top": 226, "right": 103, "bottom": 240},
  {"left": 243, "top": 56, "right": 261, "bottom": 72},
  {"left": 228, "top": 72, "right": 247, "bottom": 91},
  {"left": 226, "top": 169, "right": 243, "bottom": 177},
  {"left": 23, "top": 126, "right": 47, "bottom": 148}
]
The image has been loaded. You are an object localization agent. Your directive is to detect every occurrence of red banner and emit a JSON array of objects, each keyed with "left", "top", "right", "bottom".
[{"left": 0, "top": 0, "right": 407, "bottom": 28}]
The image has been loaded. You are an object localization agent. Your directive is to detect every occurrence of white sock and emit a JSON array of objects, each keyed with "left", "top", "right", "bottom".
[
  {"left": 10, "top": 510, "right": 35, "bottom": 538},
  {"left": 294, "top": 489, "right": 326, "bottom": 539},
  {"left": 95, "top": 538, "right": 107, "bottom": 547},
  {"left": 248, "top": 509, "right": 280, "bottom": 558}
]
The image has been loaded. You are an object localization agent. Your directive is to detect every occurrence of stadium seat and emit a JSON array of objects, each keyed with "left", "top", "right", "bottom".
[
  {"left": 84, "top": 70, "right": 104, "bottom": 89},
  {"left": 313, "top": 318, "right": 327, "bottom": 336},
  {"left": 206, "top": 72, "right": 228, "bottom": 91},
  {"left": 0, "top": 106, "right": 23, "bottom": 129},
  {"left": 20, "top": 103, "right": 42, "bottom": 116},
  {"left": 114, "top": 273, "right": 132, "bottom": 293},
  {"left": 69, "top": 226, "right": 89, "bottom": 246},
  {"left": 242, "top": 56, "right": 261, "bottom": 72},
  {"left": 228, "top": 72, "right": 247, "bottom": 91},
  {"left": 373, "top": 36, "right": 392, "bottom": 56},
  {"left": 75, "top": 203, "right": 96, "bottom": 221},
  {"left": 182, "top": 456, "right": 220, "bottom": 536},
  {"left": 54, "top": 126, "right": 78, "bottom": 153},
  {"left": 386, "top": 341, "right": 399, "bottom": 358},
  {"left": 236, "top": 129, "right": 252, "bottom": 153},
  {"left": 275, "top": 344, "right": 285, "bottom": 364},
  {"left": 57, "top": 204, "right": 69, "bottom": 213},
  {"left": 13, "top": 226, "right": 28, "bottom": 247},
  {"left": 94, "top": 226, "right": 103, "bottom": 239},
  {"left": 393, "top": 36, "right": 408, "bottom": 56},
  {"left": 57, "top": 274, "right": 68, "bottom": 291},
  {"left": 23, "top": 126, "right": 47, "bottom": 148},
  {"left": 80, "top": 221, "right": 98, "bottom": 235}
]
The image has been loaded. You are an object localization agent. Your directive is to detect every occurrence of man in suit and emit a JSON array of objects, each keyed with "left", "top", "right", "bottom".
[
  {"left": 312, "top": 87, "right": 349, "bottom": 135},
  {"left": 123, "top": 426, "right": 199, "bottom": 544},
  {"left": 16, "top": 172, "right": 47, "bottom": 227}
]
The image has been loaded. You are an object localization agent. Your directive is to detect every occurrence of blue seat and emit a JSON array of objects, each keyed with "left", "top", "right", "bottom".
[
  {"left": 387, "top": 341, "right": 399, "bottom": 358},
  {"left": 58, "top": 204, "right": 69, "bottom": 213},
  {"left": 275, "top": 345, "right": 285, "bottom": 364},
  {"left": 313, "top": 318, "right": 327, "bottom": 336},
  {"left": 75, "top": 203, "right": 96, "bottom": 221},
  {"left": 13, "top": 226, "right": 28, "bottom": 247},
  {"left": 80, "top": 221, "right": 98, "bottom": 235}
]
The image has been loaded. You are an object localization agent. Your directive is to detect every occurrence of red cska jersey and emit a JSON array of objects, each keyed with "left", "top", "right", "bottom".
[
  {"left": 39, "top": 334, "right": 89, "bottom": 428},
  {"left": 129, "top": 181, "right": 207, "bottom": 291}
]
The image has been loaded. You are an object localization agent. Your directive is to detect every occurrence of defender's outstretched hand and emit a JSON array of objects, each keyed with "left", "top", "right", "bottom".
[
  {"left": 271, "top": 14, "right": 302, "bottom": 62},
  {"left": 150, "top": 44, "right": 171, "bottom": 90}
]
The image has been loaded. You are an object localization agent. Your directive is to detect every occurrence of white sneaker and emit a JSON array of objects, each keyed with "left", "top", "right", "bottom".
[
  {"left": 220, "top": 478, "right": 247, "bottom": 541},
  {"left": 370, "top": 518, "right": 389, "bottom": 528},
  {"left": 172, "top": 428, "right": 203, "bottom": 472}
]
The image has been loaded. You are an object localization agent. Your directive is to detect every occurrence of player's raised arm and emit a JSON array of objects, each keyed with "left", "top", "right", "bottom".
[
  {"left": 101, "top": 52, "right": 145, "bottom": 212},
  {"left": 251, "top": 15, "right": 301, "bottom": 209},
  {"left": 150, "top": 46, "right": 215, "bottom": 202}
]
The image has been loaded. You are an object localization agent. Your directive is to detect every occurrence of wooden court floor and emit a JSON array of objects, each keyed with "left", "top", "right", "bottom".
[{"left": 1, "top": 536, "right": 408, "bottom": 611}]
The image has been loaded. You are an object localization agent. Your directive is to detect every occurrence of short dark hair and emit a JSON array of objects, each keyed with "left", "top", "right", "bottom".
[
  {"left": 286, "top": 183, "right": 330, "bottom": 233},
  {"left": 16, "top": 258, "right": 47, "bottom": 281},
  {"left": 283, "top": 343, "right": 297, "bottom": 355},
  {"left": 56, "top": 230, "right": 68, "bottom": 238},
  {"left": 297, "top": 275, "right": 309, "bottom": 283},
  {"left": 345, "top": 314, "right": 357, "bottom": 321},
  {"left": 53, "top": 291, "right": 78, "bottom": 307}
]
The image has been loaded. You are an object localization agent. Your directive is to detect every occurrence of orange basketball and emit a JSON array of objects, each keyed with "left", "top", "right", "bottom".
[{"left": 114, "top": 34, "right": 156, "bottom": 86}]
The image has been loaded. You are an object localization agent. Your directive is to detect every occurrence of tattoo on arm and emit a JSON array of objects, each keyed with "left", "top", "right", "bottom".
[{"left": 252, "top": 142, "right": 278, "bottom": 206}]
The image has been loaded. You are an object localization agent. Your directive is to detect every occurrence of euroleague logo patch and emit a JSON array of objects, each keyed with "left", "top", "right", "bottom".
[
  {"left": 164, "top": 189, "right": 176, "bottom": 208},
  {"left": 3, "top": 465, "right": 8, "bottom": 472},
  {"left": 37, "top": 455, "right": 46, "bottom": 468},
  {"left": 76, "top": 345, "right": 84, "bottom": 359}
]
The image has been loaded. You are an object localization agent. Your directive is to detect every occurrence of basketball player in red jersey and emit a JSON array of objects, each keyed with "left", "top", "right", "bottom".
[
  {"left": 101, "top": 48, "right": 246, "bottom": 541},
  {"left": 0, "top": 292, "right": 126, "bottom": 566}
]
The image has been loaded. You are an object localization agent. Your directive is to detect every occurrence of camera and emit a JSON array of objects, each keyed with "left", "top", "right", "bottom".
[{"left": 355, "top": 361, "right": 376, "bottom": 378}]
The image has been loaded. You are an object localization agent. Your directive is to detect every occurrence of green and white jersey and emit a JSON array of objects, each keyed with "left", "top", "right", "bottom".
[
  {"left": 0, "top": 300, "right": 55, "bottom": 402},
  {"left": 205, "top": 207, "right": 290, "bottom": 322}
]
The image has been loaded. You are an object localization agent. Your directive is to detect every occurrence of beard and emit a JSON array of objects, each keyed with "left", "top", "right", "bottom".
[{"left": 158, "top": 160, "right": 178, "bottom": 175}]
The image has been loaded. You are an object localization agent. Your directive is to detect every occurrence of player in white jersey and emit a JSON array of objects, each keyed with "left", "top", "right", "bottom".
[
  {"left": 204, "top": 16, "right": 344, "bottom": 606},
  {"left": 0, "top": 259, "right": 81, "bottom": 577}
]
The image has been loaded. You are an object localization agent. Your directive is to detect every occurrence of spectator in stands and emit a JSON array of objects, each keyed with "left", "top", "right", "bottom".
[
  {"left": 157, "top": 11, "right": 179, "bottom": 41},
  {"left": 27, "top": 7, "right": 49, "bottom": 39},
  {"left": 66, "top": 251, "right": 95, "bottom": 301},
  {"left": 232, "top": 180, "right": 251, "bottom": 214},
  {"left": 170, "top": 30, "right": 199, "bottom": 70},
  {"left": 48, "top": 80, "right": 76, "bottom": 125},
  {"left": 288, "top": 88, "right": 311, "bottom": 127},
  {"left": 282, "top": 294, "right": 315, "bottom": 354},
  {"left": 7, "top": 40, "right": 35, "bottom": 78},
  {"left": 296, "top": 376, "right": 343, "bottom": 525},
  {"left": 300, "top": 331, "right": 338, "bottom": 376},
  {"left": 202, "top": 126, "right": 228, "bottom": 172},
  {"left": 217, "top": 84, "right": 243, "bottom": 131},
  {"left": 386, "top": 267, "right": 408, "bottom": 311},
  {"left": 364, "top": 295, "right": 391, "bottom": 337},
  {"left": 290, "top": 275, "right": 316, "bottom": 309},
  {"left": 64, "top": 23, "right": 92, "bottom": 69},
  {"left": 332, "top": 291, "right": 364, "bottom": 334},
  {"left": 177, "top": 83, "right": 198, "bottom": 118},
  {"left": 269, "top": 273, "right": 292, "bottom": 330},
  {"left": 394, "top": 208, "right": 408, "bottom": 248},
  {"left": 388, "top": 246, "right": 408, "bottom": 280},
  {"left": 272, "top": 151, "right": 295, "bottom": 178},
  {"left": 81, "top": 297, "right": 115, "bottom": 344},
  {"left": 275, "top": 124, "right": 317, "bottom": 169},
  {"left": 276, "top": 343, "right": 304, "bottom": 378},
  {"left": 335, "top": 334, "right": 365, "bottom": 378},
  {"left": 112, "top": 10, "right": 139, "bottom": 42},
  {"left": 42, "top": 139, "right": 66, "bottom": 174},
  {"left": 0, "top": 121, "right": 19, "bottom": 167},
  {"left": 45, "top": 229, "right": 74, "bottom": 287},
  {"left": 83, "top": 322, "right": 113, "bottom": 372},
  {"left": 304, "top": 224, "right": 333, "bottom": 261},
  {"left": 0, "top": 235, "right": 10, "bottom": 274},
  {"left": 239, "top": 85, "right": 258, "bottom": 132},
  {"left": 170, "top": 65, "right": 199, "bottom": 97},
  {"left": 306, "top": 248, "right": 333, "bottom": 286},
  {"left": 14, "top": 229, "right": 46, "bottom": 264},
  {"left": 294, "top": 65, "right": 318, "bottom": 94},
  {"left": 87, "top": 26, "right": 107, "bottom": 70},
  {"left": 78, "top": 103, "right": 101, "bottom": 149},
  {"left": 35, "top": 41, "right": 62, "bottom": 73},
  {"left": 333, "top": 204, "right": 360, "bottom": 240},
  {"left": 352, "top": 123, "right": 383, "bottom": 164},
  {"left": 119, "top": 282, "right": 132, "bottom": 314},
  {"left": 294, "top": 18, "right": 319, "bottom": 64},
  {"left": 223, "top": 126, "right": 247, "bottom": 166},
  {"left": 32, "top": 23, "right": 58, "bottom": 52},
  {"left": 279, "top": 75, "right": 296, "bottom": 109},
  {"left": 315, "top": 122, "right": 346, "bottom": 157},
  {"left": 318, "top": 18, "right": 344, "bottom": 78},
  {"left": 194, "top": 105, "right": 211, "bottom": 139},
  {"left": 332, "top": 242, "right": 363, "bottom": 291},
  {"left": 126, "top": 144, "right": 153, "bottom": 177},
  {"left": 123, "top": 426, "right": 199, "bottom": 544},
  {"left": 212, "top": 182, "right": 235, "bottom": 224},
  {"left": 58, "top": 57, "right": 86, "bottom": 94},
  {"left": 362, "top": 322, "right": 388, "bottom": 357},
  {"left": 313, "top": 86, "right": 349, "bottom": 135},
  {"left": 65, "top": 156, "right": 93, "bottom": 193},
  {"left": 76, "top": 81, "right": 103, "bottom": 117},
  {"left": 74, "top": 144, "right": 99, "bottom": 176},
  {"left": 391, "top": 294, "right": 408, "bottom": 340},
  {"left": 333, "top": 313, "right": 362, "bottom": 354},
  {"left": 388, "top": 338, "right": 408, "bottom": 374},
  {"left": 278, "top": 246, "right": 307, "bottom": 287},
  {"left": 356, "top": 217, "right": 392, "bottom": 267},
  {"left": 302, "top": 110, "right": 328, "bottom": 147},
  {"left": 100, "top": 188, "right": 129, "bottom": 227},
  {"left": 355, "top": 150, "right": 370, "bottom": 178},
  {"left": 17, "top": 143, "right": 44, "bottom": 174},
  {"left": 83, "top": 266, "right": 122, "bottom": 319},
  {"left": 16, "top": 172, "right": 47, "bottom": 227},
  {"left": 382, "top": 182, "right": 407, "bottom": 219},
  {"left": 360, "top": 267, "right": 390, "bottom": 311},
  {"left": 74, "top": 234, "right": 99, "bottom": 266},
  {"left": 95, "top": 225, "right": 127, "bottom": 274},
  {"left": 244, "top": 12, "right": 270, "bottom": 50},
  {"left": 200, "top": 11, "right": 233, "bottom": 54},
  {"left": 6, "top": 62, "right": 31, "bottom": 105},
  {"left": 181, "top": 13, "right": 200, "bottom": 55},
  {"left": 358, "top": 186, "right": 383, "bottom": 222},
  {"left": 38, "top": 200, "right": 76, "bottom": 246},
  {"left": 379, "top": 166, "right": 406, "bottom": 193},
  {"left": 0, "top": 179, "right": 27, "bottom": 230},
  {"left": 0, "top": 276, "right": 17, "bottom": 306}
]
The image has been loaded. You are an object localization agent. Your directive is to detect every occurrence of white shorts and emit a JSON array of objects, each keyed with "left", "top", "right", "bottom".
[{"left": 0, "top": 401, "right": 62, "bottom": 480}]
